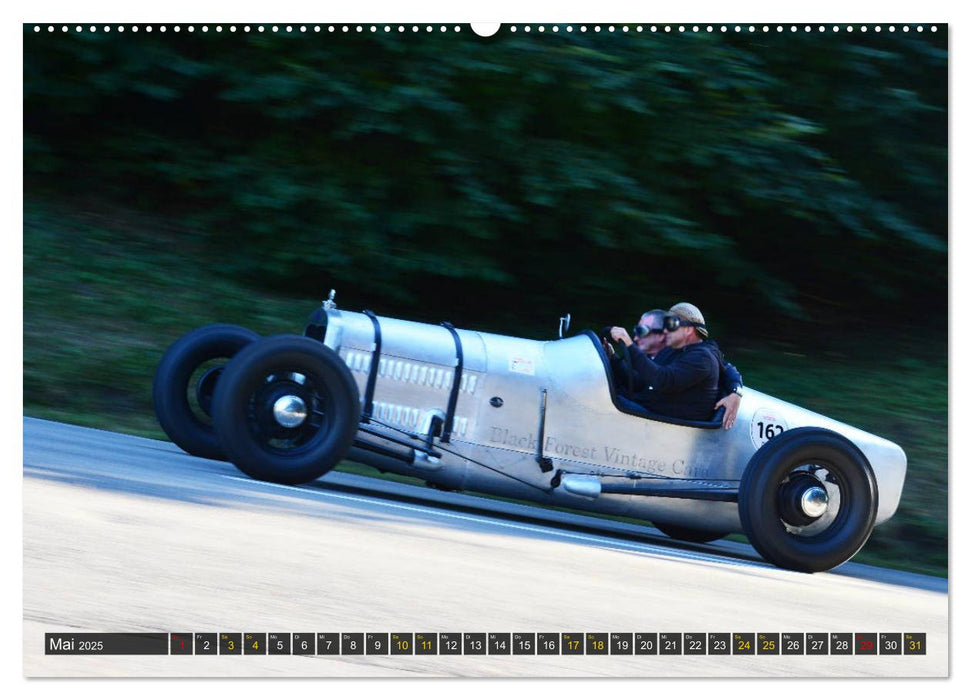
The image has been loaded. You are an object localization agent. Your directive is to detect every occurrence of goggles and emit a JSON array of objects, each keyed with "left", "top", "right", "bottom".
[
  {"left": 633, "top": 324, "right": 664, "bottom": 338},
  {"left": 661, "top": 314, "right": 705, "bottom": 333}
]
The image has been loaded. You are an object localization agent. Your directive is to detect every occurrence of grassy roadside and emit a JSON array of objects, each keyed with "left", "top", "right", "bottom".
[{"left": 23, "top": 197, "right": 947, "bottom": 577}]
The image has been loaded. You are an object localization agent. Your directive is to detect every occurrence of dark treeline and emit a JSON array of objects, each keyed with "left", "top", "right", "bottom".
[{"left": 24, "top": 27, "right": 946, "bottom": 340}]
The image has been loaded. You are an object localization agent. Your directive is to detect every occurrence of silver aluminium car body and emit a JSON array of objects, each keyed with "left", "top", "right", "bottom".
[{"left": 312, "top": 304, "right": 907, "bottom": 537}]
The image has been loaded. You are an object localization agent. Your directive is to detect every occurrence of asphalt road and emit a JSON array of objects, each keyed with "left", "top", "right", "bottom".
[{"left": 23, "top": 418, "right": 948, "bottom": 677}]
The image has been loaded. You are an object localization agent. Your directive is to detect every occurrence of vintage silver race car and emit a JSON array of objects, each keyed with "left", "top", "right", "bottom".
[{"left": 153, "top": 292, "right": 907, "bottom": 573}]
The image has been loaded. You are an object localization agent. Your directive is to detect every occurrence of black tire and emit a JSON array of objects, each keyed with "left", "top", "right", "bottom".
[
  {"left": 153, "top": 324, "right": 260, "bottom": 460},
  {"left": 739, "top": 427, "right": 878, "bottom": 572},
  {"left": 212, "top": 335, "right": 360, "bottom": 484},
  {"left": 653, "top": 522, "right": 729, "bottom": 544}
]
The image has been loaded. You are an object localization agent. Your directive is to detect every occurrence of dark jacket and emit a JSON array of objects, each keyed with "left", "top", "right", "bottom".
[
  {"left": 612, "top": 340, "right": 742, "bottom": 402},
  {"left": 656, "top": 341, "right": 742, "bottom": 397},
  {"left": 613, "top": 341, "right": 720, "bottom": 421}
]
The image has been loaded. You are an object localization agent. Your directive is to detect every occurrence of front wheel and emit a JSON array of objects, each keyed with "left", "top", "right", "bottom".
[
  {"left": 738, "top": 427, "right": 878, "bottom": 572},
  {"left": 212, "top": 335, "right": 361, "bottom": 484}
]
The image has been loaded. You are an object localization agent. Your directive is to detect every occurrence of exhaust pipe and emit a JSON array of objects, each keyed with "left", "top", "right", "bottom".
[{"left": 559, "top": 474, "right": 602, "bottom": 499}]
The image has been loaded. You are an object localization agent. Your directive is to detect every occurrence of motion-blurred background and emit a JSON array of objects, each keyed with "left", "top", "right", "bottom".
[{"left": 23, "top": 25, "right": 947, "bottom": 575}]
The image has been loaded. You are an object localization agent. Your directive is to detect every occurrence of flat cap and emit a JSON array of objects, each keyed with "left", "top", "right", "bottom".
[{"left": 668, "top": 302, "right": 708, "bottom": 338}]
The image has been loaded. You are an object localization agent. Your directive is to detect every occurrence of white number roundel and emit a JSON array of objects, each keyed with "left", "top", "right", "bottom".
[{"left": 750, "top": 407, "right": 789, "bottom": 449}]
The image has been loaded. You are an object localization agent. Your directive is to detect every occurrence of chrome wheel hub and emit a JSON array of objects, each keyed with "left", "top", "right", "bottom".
[
  {"left": 272, "top": 395, "right": 308, "bottom": 428},
  {"left": 779, "top": 466, "right": 842, "bottom": 536},
  {"left": 800, "top": 485, "right": 829, "bottom": 518}
]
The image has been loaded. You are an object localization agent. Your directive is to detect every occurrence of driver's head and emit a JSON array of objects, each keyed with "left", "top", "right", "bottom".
[{"left": 633, "top": 309, "right": 668, "bottom": 357}]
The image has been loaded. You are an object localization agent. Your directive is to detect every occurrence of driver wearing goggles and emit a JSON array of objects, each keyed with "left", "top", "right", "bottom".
[{"left": 625, "top": 309, "right": 669, "bottom": 360}]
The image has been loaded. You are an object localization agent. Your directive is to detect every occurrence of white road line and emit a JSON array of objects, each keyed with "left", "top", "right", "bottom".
[{"left": 222, "top": 475, "right": 759, "bottom": 569}]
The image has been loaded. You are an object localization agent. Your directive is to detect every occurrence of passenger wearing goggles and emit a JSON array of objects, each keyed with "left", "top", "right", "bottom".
[{"left": 605, "top": 303, "right": 737, "bottom": 425}]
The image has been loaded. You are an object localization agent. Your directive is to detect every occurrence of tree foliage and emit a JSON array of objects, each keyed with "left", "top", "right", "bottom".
[{"left": 24, "top": 27, "right": 946, "bottom": 333}]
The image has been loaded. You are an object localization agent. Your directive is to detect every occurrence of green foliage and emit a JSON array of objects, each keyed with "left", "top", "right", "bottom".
[{"left": 24, "top": 28, "right": 946, "bottom": 330}]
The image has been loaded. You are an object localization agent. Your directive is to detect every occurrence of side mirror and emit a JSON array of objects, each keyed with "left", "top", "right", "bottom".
[{"left": 558, "top": 313, "right": 571, "bottom": 338}]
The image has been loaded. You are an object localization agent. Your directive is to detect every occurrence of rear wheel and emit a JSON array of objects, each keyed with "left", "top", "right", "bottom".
[
  {"left": 212, "top": 335, "right": 360, "bottom": 484},
  {"left": 738, "top": 427, "right": 878, "bottom": 572},
  {"left": 153, "top": 324, "right": 259, "bottom": 459}
]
